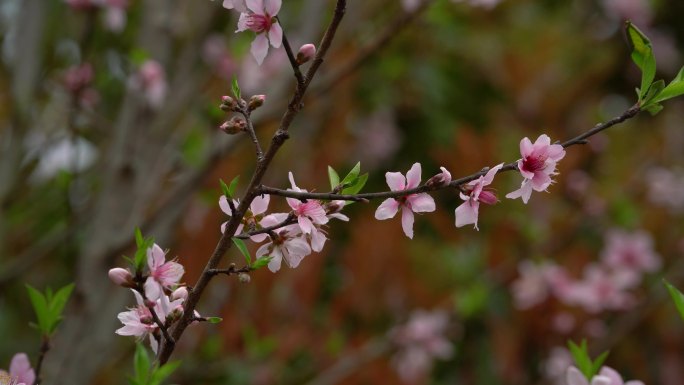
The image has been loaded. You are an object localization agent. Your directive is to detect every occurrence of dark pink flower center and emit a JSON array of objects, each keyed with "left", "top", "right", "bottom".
[
  {"left": 245, "top": 13, "right": 273, "bottom": 33},
  {"left": 521, "top": 153, "right": 548, "bottom": 173}
]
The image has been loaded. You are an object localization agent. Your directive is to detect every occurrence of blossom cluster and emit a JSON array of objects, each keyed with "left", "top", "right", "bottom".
[
  {"left": 109, "top": 243, "right": 193, "bottom": 353},
  {"left": 220, "top": 173, "right": 349, "bottom": 272},
  {"left": 512, "top": 229, "right": 661, "bottom": 317}
]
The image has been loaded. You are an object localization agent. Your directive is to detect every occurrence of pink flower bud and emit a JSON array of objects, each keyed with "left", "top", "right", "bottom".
[
  {"left": 220, "top": 117, "right": 246, "bottom": 135},
  {"left": 171, "top": 286, "right": 188, "bottom": 301},
  {"left": 248, "top": 94, "right": 266, "bottom": 111},
  {"left": 426, "top": 167, "right": 452, "bottom": 188},
  {"left": 478, "top": 190, "right": 498, "bottom": 205},
  {"left": 220, "top": 95, "right": 238, "bottom": 111},
  {"left": 296, "top": 44, "right": 316, "bottom": 65},
  {"left": 108, "top": 268, "right": 134, "bottom": 287}
]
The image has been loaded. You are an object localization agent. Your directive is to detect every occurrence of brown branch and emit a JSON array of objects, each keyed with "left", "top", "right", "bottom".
[
  {"left": 235, "top": 213, "right": 296, "bottom": 239},
  {"left": 237, "top": 108, "right": 264, "bottom": 161},
  {"left": 157, "top": 0, "right": 347, "bottom": 364},
  {"left": 278, "top": 22, "right": 306, "bottom": 86},
  {"left": 33, "top": 336, "right": 50, "bottom": 385},
  {"left": 258, "top": 105, "right": 642, "bottom": 202},
  {"left": 208, "top": 264, "right": 253, "bottom": 276}
]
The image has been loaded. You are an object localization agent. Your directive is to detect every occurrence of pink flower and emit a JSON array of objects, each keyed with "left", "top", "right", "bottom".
[
  {"left": 455, "top": 163, "right": 503, "bottom": 230},
  {"left": 144, "top": 244, "right": 184, "bottom": 301},
  {"left": 390, "top": 310, "right": 453, "bottom": 382},
  {"left": 0, "top": 353, "right": 35, "bottom": 385},
  {"left": 130, "top": 60, "right": 167, "bottom": 109},
  {"left": 564, "top": 264, "right": 638, "bottom": 313},
  {"left": 222, "top": 0, "right": 247, "bottom": 12},
  {"left": 600, "top": 229, "right": 661, "bottom": 275},
  {"left": 511, "top": 261, "right": 574, "bottom": 309},
  {"left": 116, "top": 290, "right": 184, "bottom": 353},
  {"left": 235, "top": 0, "right": 283, "bottom": 65},
  {"left": 286, "top": 172, "right": 329, "bottom": 235},
  {"left": 375, "top": 163, "right": 436, "bottom": 239},
  {"left": 219, "top": 194, "right": 270, "bottom": 242},
  {"left": 566, "top": 366, "right": 645, "bottom": 385},
  {"left": 256, "top": 213, "right": 312, "bottom": 272},
  {"left": 506, "top": 134, "right": 566, "bottom": 203},
  {"left": 426, "top": 166, "right": 452, "bottom": 188}
]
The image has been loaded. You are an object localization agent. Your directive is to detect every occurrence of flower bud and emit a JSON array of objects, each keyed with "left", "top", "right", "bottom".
[
  {"left": 478, "top": 190, "right": 498, "bottom": 205},
  {"left": 426, "top": 167, "right": 452, "bottom": 188},
  {"left": 171, "top": 286, "right": 188, "bottom": 301},
  {"left": 220, "top": 95, "right": 238, "bottom": 111},
  {"left": 296, "top": 44, "right": 316, "bottom": 65},
  {"left": 248, "top": 94, "right": 266, "bottom": 111},
  {"left": 238, "top": 272, "right": 251, "bottom": 283},
  {"left": 108, "top": 268, "right": 134, "bottom": 288},
  {"left": 220, "top": 116, "right": 247, "bottom": 135},
  {"left": 326, "top": 200, "right": 345, "bottom": 214}
]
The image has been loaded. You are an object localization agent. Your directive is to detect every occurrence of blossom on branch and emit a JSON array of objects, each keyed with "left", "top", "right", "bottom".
[
  {"left": 0, "top": 353, "right": 35, "bottom": 385},
  {"left": 233, "top": 0, "right": 283, "bottom": 65},
  {"left": 116, "top": 290, "right": 184, "bottom": 353},
  {"left": 506, "top": 134, "right": 565, "bottom": 203},
  {"left": 144, "top": 243, "right": 184, "bottom": 301},
  {"left": 286, "top": 172, "right": 329, "bottom": 235},
  {"left": 454, "top": 163, "right": 503, "bottom": 230},
  {"left": 219, "top": 194, "right": 270, "bottom": 242},
  {"left": 256, "top": 214, "right": 312, "bottom": 272},
  {"left": 374, "top": 163, "right": 435, "bottom": 239}
]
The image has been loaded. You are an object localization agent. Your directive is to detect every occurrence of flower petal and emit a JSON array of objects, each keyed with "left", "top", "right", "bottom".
[
  {"left": 264, "top": 0, "right": 281, "bottom": 15},
  {"left": 236, "top": 12, "right": 249, "bottom": 32},
  {"left": 565, "top": 367, "right": 590, "bottom": 385},
  {"left": 251, "top": 194, "right": 270, "bottom": 215},
  {"left": 405, "top": 162, "right": 422, "bottom": 188},
  {"left": 455, "top": 200, "right": 479, "bottom": 229},
  {"left": 408, "top": 193, "right": 435, "bottom": 213},
  {"left": 144, "top": 277, "right": 162, "bottom": 301},
  {"left": 219, "top": 195, "right": 233, "bottom": 215},
  {"left": 506, "top": 179, "right": 533, "bottom": 204},
  {"left": 385, "top": 171, "right": 406, "bottom": 191},
  {"left": 375, "top": 198, "right": 400, "bottom": 220},
  {"left": 519, "top": 137, "right": 534, "bottom": 157},
  {"left": 401, "top": 208, "right": 415, "bottom": 238},
  {"left": 246, "top": 0, "right": 264, "bottom": 14},
  {"left": 250, "top": 33, "right": 270, "bottom": 65},
  {"left": 268, "top": 23, "right": 283, "bottom": 48},
  {"left": 9, "top": 353, "right": 35, "bottom": 385},
  {"left": 482, "top": 163, "right": 504, "bottom": 185}
]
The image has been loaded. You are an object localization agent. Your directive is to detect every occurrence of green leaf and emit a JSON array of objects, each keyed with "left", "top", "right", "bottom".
[
  {"left": 135, "top": 227, "right": 144, "bottom": 248},
  {"left": 591, "top": 350, "right": 610, "bottom": 377},
  {"left": 232, "top": 237, "right": 251, "bottom": 265},
  {"left": 340, "top": 162, "right": 361, "bottom": 187},
  {"left": 653, "top": 66, "right": 684, "bottom": 103},
  {"left": 26, "top": 285, "right": 49, "bottom": 334},
  {"left": 625, "top": 21, "right": 656, "bottom": 100},
  {"left": 47, "top": 283, "right": 74, "bottom": 334},
  {"left": 567, "top": 340, "right": 609, "bottom": 379},
  {"left": 219, "top": 179, "right": 230, "bottom": 198},
  {"left": 228, "top": 175, "right": 240, "bottom": 197},
  {"left": 664, "top": 279, "right": 684, "bottom": 322},
  {"left": 251, "top": 256, "right": 273, "bottom": 269},
  {"left": 149, "top": 361, "right": 181, "bottom": 385},
  {"left": 642, "top": 79, "right": 665, "bottom": 105},
  {"left": 341, "top": 173, "right": 368, "bottom": 195},
  {"left": 231, "top": 76, "right": 241, "bottom": 100},
  {"left": 206, "top": 317, "right": 223, "bottom": 324},
  {"left": 644, "top": 103, "right": 663, "bottom": 115},
  {"left": 133, "top": 343, "right": 151, "bottom": 384},
  {"left": 328, "top": 166, "right": 340, "bottom": 190}
]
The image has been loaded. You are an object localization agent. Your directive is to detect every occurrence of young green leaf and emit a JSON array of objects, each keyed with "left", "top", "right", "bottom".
[
  {"left": 219, "top": 179, "right": 230, "bottom": 198},
  {"left": 135, "top": 227, "right": 144, "bottom": 248},
  {"left": 328, "top": 166, "right": 340, "bottom": 190},
  {"left": 341, "top": 173, "right": 368, "bottom": 195},
  {"left": 228, "top": 175, "right": 240, "bottom": 197},
  {"left": 232, "top": 237, "right": 251, "bottom": 265},
  {"left": 653, "top": 66, "right": 684, "bottom": 104},
  {"left": 664, "top": 279, "right": 684, "bottom": 322},
  {"left": 47, "top": 283, "right": 75, "bottom": 333},
  {"left": 231, "top": 76, "right": 241, "bottom": 100},
  {"left": 206, "top": 317, "right": 223, "bottom": 324},
  {"left": 149, "top": 361, "right": 181, "bottom": 385},
  {"left": 133, "top": 343, "right": 151, "bottom": 384},
  {"left": 340, "top": 162, "right": 361, "bottom": 187},
  {"left": 625, "top": 21, "right": 656, "bottom": 100},
  {"left": 591, "top": 350, "right": 610, "bottom": 377},
  {"left": 26, "top": 285, "right": 50, "bottom": 334},
  {"left": 251, "top": 256, "right": 273, "bottom": 270}
]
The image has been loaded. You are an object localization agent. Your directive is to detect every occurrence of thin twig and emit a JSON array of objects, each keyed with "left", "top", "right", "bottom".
[
  {"left": 237, "top": 109, "right": 264, "bottom": 161},
  {"left": 278, "top": 22, "right": 306, "bottom": 86},
  {"left": 208, "top": 265, "right": 253, "bottom": 276},
  {"left": 33, "top": 336, "right": 50, "bottom": 385}
]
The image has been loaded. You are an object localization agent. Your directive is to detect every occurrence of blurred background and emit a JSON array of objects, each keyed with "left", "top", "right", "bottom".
[{"left": 1, "top": 0, "right": 684, "bottom": 384}]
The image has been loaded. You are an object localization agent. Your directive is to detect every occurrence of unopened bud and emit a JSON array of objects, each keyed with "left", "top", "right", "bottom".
[
  {"left": 171, "top": 286, "right": 188, "bottom": 301},
  {"left": 326, "top": 200, "right": 345, "bottom": 214},
  {"left": 220, "top": 116, "right": 247, "bottom": 135},
  {"left": 296, "top": 44, "right": 316, "bottom": 65},
  {"left": 238, "top": 272, "right": 251, "bottom": 283},
  {"left": 220, "top": 95, "right": 238, "bottom": 111},
  {"left": 478, "top": 190, "right": 498, "bottom": 205},
  {"left": 108, "top": 268, "right": 134, "bottom": 288},
  {"left": 426, "top": 167, "right": 452, "bottom": 188},
  {"left": 248, "top": 94, "right": 266, "bottom": 111}
]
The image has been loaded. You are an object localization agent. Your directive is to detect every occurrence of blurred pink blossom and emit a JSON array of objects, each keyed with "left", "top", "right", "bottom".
[
  {"left": 543, "top": 347, "right": 573, "bottom": 385},
  {"left": 564, "top": 264, "right": 638, "bottom": 313},
  {"left": 646, "top": 167, "right": 684, "bottom": 212},
  {"left": 353, "top": 109, "right": 402, "bottom": 169},
  {"left": 390, "top": 309, "right": 453, "bottom": 382},
  {"left": 375, "top": 163, "right": 436, "bottom": 239},
  {"left": 602, "top": 0, "right": 653, "bottom": 26},
  {"left": 202, "top": 35, "right": 237, "bottom": 79},
  {"left": 600, "top": 229, "right": 661, "bottom": 275},
  {"left": 0, "top": 353, "right": 35, "bottom": 385},
  {"left": 455, "top": 163, "right": 503, "bottom": 230},
  {"left": 130, "top": 60, "right": 167, "bottom": 109},
  {"left": 507, "top": 134, "right": 566, "bottom": 203},
  {"left": 511, "top": 261, "right": 572, "bottom": 309}
]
